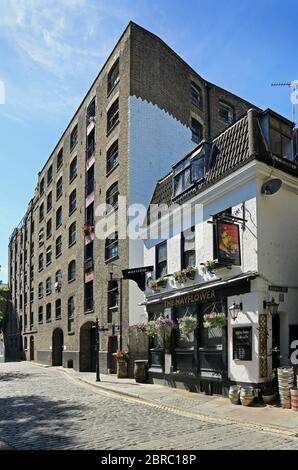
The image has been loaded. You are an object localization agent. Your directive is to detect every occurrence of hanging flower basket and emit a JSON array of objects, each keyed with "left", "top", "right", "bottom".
[
  {"left": 178, "top": 315, "right": 197, "bottom": 337},
  {"left": 148, "top": 277, "right": 167, "bottom": 292},
  {"left": 130, "top": 323, "right": 147, "bottom": 337},
  {"left": 203, "top": 312, "right": 226, "bottom": 329},
  {"left": 154, "top": 317, "right": 175, "bottom": 338}
]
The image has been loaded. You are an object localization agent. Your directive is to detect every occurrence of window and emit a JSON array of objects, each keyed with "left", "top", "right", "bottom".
[
  {"left": 38, "top": 306, "right": 43, "bottom": 324},
  {"left": 156, "top": 242, "right": 167, "bottom": 278},
  {"left": 191, "top": 83, "right": 202, "bottom": 107},
  {"left": 46, "top": 277, "right": 52, "bottom": 295},
  {"left": 106, "top": 182, "right": 119, "bottom": 211},
  {"left": 55, "top": 235, "right": 62, "bottom": 258},
  {"left": 86, "top": 164, "right": 94, "bottom": 196},
  {"left": 84, "top": 281, "right": 94, "bottom": 311},
  {"left": 85, "top": 241, "right": 94, "bottom": 272},
  {"left": 56, "top": 206, "right": 62, "bottom": 228},
  {"left": 46, "top": 303, "right": 51, "bottom": 322},
  {"left": 70, "top": 125, "right": 78, "bottom": 151},
  {"left": 69, "top": 156, "right": 77, "bottom": 183},
  {"left": 86, "top": 127, "right": 95, "bottom": 160},
  {"left": 38, "top": 253, "right": 44, "bottom": 272},
  {"left": 173, "top": 153, "right": 205, "bottom": 198},
  {"left": 69, "top": 189, "right": 77, "bottom": 215},
  {"left": 39, "top": 203, "right": 44, "bottom": 222},
  {"left": 191, "top": 118, "right": 203, "bottom": 144},
  {"left": 24, "top": 336, "right": 28, "bottom": 350},
  {"left": 46, "top": 245, "right": 52, "bottom": 265},
  {"left": 270, "top": 116, "right": 293, "bottom": 160},
  {"left": 56, "top": 177, "right": 63, "bottom": 200},
  {"left": 107, "top": 59, "right": 119, "bottom": 94},
  {"left": 218, "top": 101, "right": 235, "bottom": 125},
  {"left": 87, "top": 97, "right": 96, "bottom": 121},
  {"left": 106, "top": 140, "right": 119, "bottom": 174},
  {"left": 86, "top": 202, "right": 94, "bottom": 226},
  {"left": 108, "top": 280, "right": 119, "bottom": 309},
  {"left": 105, "top": 233, "right": 118, "bottom": 261},
  {"left": 181, "top": 226, "right": 196, "bottom": 269},
  {"left": 40, "top": 178, "right": 45, "bottom": 195},
  {"left": 55, "top": 299, "right": 62, "bottom": 320},
  {"left": 107, "top": 98, "right": 119, "bottom": 133},
  {"left": 68, "top": 260, "right": 76, "bottom": 282},
  {"left": 55, "top": 270, "right": 62, "bottom": 292},
  {"left": 47, "top": 192, "right": 52, "bottom": 212},
  {"left": 47, "top": 164, "right": 53, "bottom": 185},
  {"left": 38, "top": 282, "right": 43, "bottom": 299},
  {"left": 69, "top": 222, "right": 76, "bottom": 246},
  {"left": 68, "top": 296, "right": 75, "bottom": 332},
  {"left": 174, "top": 304, "right": 197, "bottom": 349},
  {"left": 57, "top": 148, "right": 63, "bottom": 170},
  {"left": 39, "top": 228, "right": 44, "bottom": 247},
  {"left": 46, "top": 219, "right": 52, "bottom": 239}
]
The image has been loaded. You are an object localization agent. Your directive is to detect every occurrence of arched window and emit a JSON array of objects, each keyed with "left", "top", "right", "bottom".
[
  {"left": 105, "top": 232, "right": 118, "bottom": 261},
  {"left": 46, "top": 277, "right": 52, "bottom": 295},
  {"left": 55, "top": 299, "right": 62, "bottom": 320},
  {"left": 68, "top": 260, "right": 76, "bottom": 282},
  {"left": 218, "top": 101, "right": 235, "bottom": 125},
  {"left": 191, "top": 118, "right": 203, "bottom": 144},
  {"left": 106, "top": 182, "right": 119, "bottom": 211},
  {"left": 68, "top": 296, "right": 75, "bottom": 332},
  {"left": 56, "top": 235, "right": 62, "bottom": 257},
  {"left": 38, "top": 282, "right": 43, "bottom": 299},
  {"left": 55, "top": 270, "right": 62, "bottom": 292}
]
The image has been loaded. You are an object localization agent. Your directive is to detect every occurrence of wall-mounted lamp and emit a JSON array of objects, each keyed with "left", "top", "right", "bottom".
[
  {"left": 263, "top": 298, "right": 279, "bottom": 316},
  {"left": 229, "top": 302, "right": 243, "bottom": 321}
]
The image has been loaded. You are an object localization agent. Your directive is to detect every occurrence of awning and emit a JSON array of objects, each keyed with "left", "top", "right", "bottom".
[{"left": 140, "top": 271, "right": 258, "bottom": 306}]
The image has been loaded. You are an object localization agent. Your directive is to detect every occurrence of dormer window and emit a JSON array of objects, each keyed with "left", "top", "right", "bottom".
[
  {"left": 270, "top": 116, "right": 293, "bottom": 160},
  {"left": 173, "top": 151, "right": 205, "bottom": 198}
]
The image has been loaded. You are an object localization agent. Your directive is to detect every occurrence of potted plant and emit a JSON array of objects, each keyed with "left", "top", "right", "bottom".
[
  {"left": 148, "top": 277, "right": 167, "bottom": 292},
  {"left": 184, "top": 266, "right": 197, "bottom": 280},
  {"left": 203, "top": 260, "right": 217, "bottom": 274},
  {"left": 173, "top": 270, "right": 187, "bottom": 284},
  {"left": 178, "top": 314, "right": 197, "bottom": 338},
  {"left": 261, "top": 371, "right": 277, "bottom": 404},
  {"left": 203, "top": 311, "right": 226, "bottom": 329},
  {"left": 82, "top": 224, "right": 94, "bottom": 236},
  {"left": 114, "top": 350, "right": 129, "bottom": 378}
]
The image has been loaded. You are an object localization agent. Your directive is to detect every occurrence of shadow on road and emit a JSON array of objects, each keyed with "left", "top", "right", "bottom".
[
  {"left": 0, "top": 372, "right": 32, "bottom": 381},
  {"left": 0, "top": 394, "right": 87, "bottom": 449}
]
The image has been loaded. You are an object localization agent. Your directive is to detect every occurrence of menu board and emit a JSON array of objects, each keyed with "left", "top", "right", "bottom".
[{"left": 233, "top": 327, "right": 252, "bottom": 361}]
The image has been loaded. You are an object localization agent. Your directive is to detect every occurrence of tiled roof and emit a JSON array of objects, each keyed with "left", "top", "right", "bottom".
[{"left": 149, "top": 108, "right": 297, "bottom": 208}]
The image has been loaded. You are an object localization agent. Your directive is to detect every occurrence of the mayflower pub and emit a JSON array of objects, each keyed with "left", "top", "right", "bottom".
[{"left": 132, "top": 107, "right": 298, "bottom": 396}]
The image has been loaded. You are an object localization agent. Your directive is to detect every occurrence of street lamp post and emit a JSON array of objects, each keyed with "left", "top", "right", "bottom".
[{"left": 94, "top": 317, "right": 109, "bottom": 382}]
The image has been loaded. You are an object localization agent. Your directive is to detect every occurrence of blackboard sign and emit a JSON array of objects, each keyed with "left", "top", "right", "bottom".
[{"left": 233, "top": 327, "right": 252, "bottom": 361}]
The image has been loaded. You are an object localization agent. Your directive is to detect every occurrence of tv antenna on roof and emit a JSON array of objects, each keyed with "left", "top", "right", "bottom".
[{"left": 271, "top": 81, "right": 298, "bottom": 125}]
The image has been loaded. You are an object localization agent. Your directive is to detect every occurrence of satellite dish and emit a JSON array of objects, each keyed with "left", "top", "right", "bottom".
[{"left": 261, "top": 178, "right": 282, "bottom": 195}]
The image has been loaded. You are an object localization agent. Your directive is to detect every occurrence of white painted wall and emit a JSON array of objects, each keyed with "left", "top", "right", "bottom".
[{"left": 128, "top": 95, "right": 196, "bottom": 325}]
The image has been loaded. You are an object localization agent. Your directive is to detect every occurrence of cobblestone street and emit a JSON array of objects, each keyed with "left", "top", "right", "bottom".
[{"left": 1, "top": 362, "right": 298, "bottom": 450}]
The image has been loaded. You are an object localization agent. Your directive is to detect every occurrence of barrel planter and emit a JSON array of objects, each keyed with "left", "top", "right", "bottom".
[
  {"left": 240, "top": 386, "right": 255, "bottom": 406},
  {"left": 134, "top": 360, "right": 148, "bottom": 383},
  {"left": 229, "top": 385, "right": 240, "bottom": 405},
  {"left": 277, "top": 367, "right": 294, "bottom": 409},
  {"left": 117, "top": 360, "right": 127, "bottom": 378},
  {"left": 290, "top": 387, "right": 298, "bottom": 411}
]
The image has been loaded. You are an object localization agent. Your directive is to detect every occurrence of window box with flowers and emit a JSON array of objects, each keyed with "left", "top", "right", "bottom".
[
  {"left": 82, "top": 224, "right": 95, "bottom": 236},
  {"left": 203, "top": 312, "right": 227, "bottom": 329},
  {"left": 148, "top": 277, "right": 167, "bottom": 292},
  {"left": 173, "top": 267, "right": 197, "bottom": 284},
  {"left": 113, "top": 350, "right": 128, "bottom": 378}
]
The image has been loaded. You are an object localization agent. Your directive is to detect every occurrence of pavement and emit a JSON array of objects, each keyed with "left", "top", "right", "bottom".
[{"left": 57, "top": 365, "right": 298, "bottom": 437}]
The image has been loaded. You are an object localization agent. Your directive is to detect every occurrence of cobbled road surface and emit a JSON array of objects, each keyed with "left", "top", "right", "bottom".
[{"left": 0, "top": 362, "right": 298, "bottom": 450}]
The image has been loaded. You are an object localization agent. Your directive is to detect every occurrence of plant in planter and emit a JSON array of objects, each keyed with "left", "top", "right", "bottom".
[
  {"left": 204, "top": 260, "right": 217, "bottom": 274},
  {"left": 148, "top": 277, "right": 167, "bottom": 292},
  {"left": 184, "top": 266, "right": 197, "bottom": 280},
  {"left": 82, "top": 224, "right": 94, "bottom": 236},
  {"left": 178, "top": 314, "right": 197, "bottom": 338},
  {"left": 261, "top": 370, "right": 277, "bottom": 404},
  {"left": 173, "top": 270, "right": 187, "bottom": 284},
  {"left": 113, "top": 350, "right": 129, "bottom": 378},
  {"left": 203, "top": 311, "right": 227, "bottom": 329}
]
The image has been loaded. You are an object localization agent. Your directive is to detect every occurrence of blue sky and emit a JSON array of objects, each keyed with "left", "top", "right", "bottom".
[{"left": 0, "top": 0, "right": 297, "bottom": 282}]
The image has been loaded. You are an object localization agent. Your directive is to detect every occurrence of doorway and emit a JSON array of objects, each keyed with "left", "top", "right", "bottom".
[
  {"left": 79, "top": 322, "right": 96, "bottom": 372},
  {"left": 29, "top": 336, "right": 34, "bottom": 361},
  {"left": 52, "top": 328, "right": 64, "bottom": 366}
]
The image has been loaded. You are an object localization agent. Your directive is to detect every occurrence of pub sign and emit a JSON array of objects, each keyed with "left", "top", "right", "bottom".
[{"left": 216, "top": 221, "right": 241, "bottom": 266}]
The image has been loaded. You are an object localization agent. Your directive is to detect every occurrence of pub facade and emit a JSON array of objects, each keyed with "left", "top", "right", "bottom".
[{"left": 139, "top": 108, "right": 298, "bottom": 395}]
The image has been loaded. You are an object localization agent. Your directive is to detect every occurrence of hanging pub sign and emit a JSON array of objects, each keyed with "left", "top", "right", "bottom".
[
  {"left": 233, "top": 327, "right": 252, "bottom": 361},
  {"left": 216, "top": 221, "right": 241, "bottom": 266},
  {"left": 122, "top": 266, "right": 154, "bottom": 292}
]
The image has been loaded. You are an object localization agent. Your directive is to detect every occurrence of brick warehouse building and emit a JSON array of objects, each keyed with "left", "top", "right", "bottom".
[{"left": 7, "top": 22, "right": 257, "bottom": 373}]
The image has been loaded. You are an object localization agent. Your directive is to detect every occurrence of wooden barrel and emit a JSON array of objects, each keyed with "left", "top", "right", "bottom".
[
  {"left": 290, "top": 388, "right": 298, "bottom": 411},
  {"left": 278, "top": 367, "right": 294, "bottom": 409},
  {"left": 229, "top": 386, "right": 240, "bottom": 405},
  {"left": 240, "top": 386, "right": 255, "bottom": 406}
]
